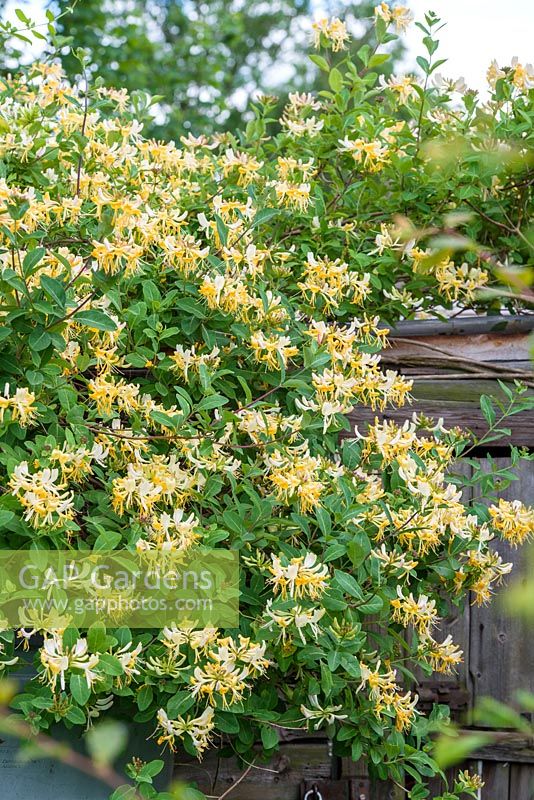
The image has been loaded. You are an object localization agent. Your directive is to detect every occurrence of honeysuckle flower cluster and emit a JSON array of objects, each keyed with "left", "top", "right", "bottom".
[
  {"left": 0, "top": 6, "right": 532, "bottom": 798},
  {"left": 488, "top": 499, "right": 534, "bottom": 547}
]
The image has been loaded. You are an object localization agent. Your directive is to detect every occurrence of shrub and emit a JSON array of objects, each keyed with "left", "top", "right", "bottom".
[{"left": 0, "top": 6, "right": 532, "bottom": 799}]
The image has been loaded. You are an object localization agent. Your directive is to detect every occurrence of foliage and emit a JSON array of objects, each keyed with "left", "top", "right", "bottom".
[
  {"left": 0, "top": 6, "right": 533, "bottom": 800},
  {"left": 431, "top": 638, "right": 534, "bottom": 799},
  {"left": 50, "top": 0, "right": 401, "bottom": 139}
]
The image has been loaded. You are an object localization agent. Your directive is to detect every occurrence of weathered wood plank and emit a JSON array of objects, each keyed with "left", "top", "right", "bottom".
[
  {"left": 300, "top": 778, "right": 365, "bottom": 799},
  {"left": 423, "top": 775, "right": 444, "bottom": 797},
  {"left": 464, "top": 730, "right": 534, "bottom": 764},
  {"left": 387, "top": 330, "right": 533, "bottom": 365},
  {"left": 174, "top": 740, "right": 333, "bottom": 800},
  {"left": 339, "top": 756, "right": 398, "bottom": 799},
  {"left": 347, "top": 323, "right": 534, "bottom": 445},
  {"left": 466, "top": 759, "right": 510, "bottom": 799},
  {"left": 348, "top": 393, "right": 534, "bottom": 447},
  {"left": 510, "top": 763, "right": 534, "bottom": 800},
  {"left": 390, "top": 316, "right": 534, "bottom": 338}
]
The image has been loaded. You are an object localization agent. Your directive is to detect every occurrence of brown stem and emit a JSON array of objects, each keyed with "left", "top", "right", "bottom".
[
  {"left": 0, "top": 709, "right": 142, "bottom": 799},
  {"left": 464, "top": 199, "right": 518, "bottom": 235},
  {"left": 45, "top": 290, "right": 97, "bottom": 331},
  {"left": 216, "top": 759, "right": 255, "bottom": 799}
]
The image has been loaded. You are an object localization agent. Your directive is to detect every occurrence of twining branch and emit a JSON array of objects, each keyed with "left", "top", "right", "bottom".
[{"left": 0, "top": 707, "right": 142, "bottom": 800}]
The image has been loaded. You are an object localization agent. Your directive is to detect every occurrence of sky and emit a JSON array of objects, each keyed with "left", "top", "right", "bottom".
[
  {"left": 401, "top": 0, "right": 533, "bottom": 93},
  {"left": 3, "top": 0, "right": 534, "bottom": 96}
]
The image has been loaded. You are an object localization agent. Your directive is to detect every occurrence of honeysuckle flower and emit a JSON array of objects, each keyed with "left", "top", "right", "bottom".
[
  {"left": 432, "top": 73, "right": 468, "bottom": 94},
  {"left": 375, "top": 3, "right": 413, "bottom": 32},
  {"left": 486, "top": 59, "right": 506, "bottom": 87},
  {"left": 390, "top": 586, "right": 438, "bottom": 634},
  {"left": 371, "top": 544, "right": 418, "bottom": 577},
  {"left": 311, "top": 17, "right": 350, "bottom": 52},
  {"left": 135, "top": 508, "right": 201, "bottom": 552},
  {"left": 250, "top": 330, "right": 299, "bottom": 369},
  {"left": 282, "top": 116, "right": 324, "bottom": 138},
  {"left": 380, "top": 74, "right": 417, "bottom": 103},
  {"left": 417, "top": 634, "right": 463, "bottom": 674},
  {"left": 0, "top": 385, "right": 38, "bottom": 426},
  {"left": 115, "top": 641, "right": 143, "bottom": 682},
  {"left": 40, "top": 635, "right": 100, "bottom": 693},
  {"left": 268, "top": 552, "right": 329, "bottom": 600},
  {"left": 287, "top": 92, "right": 321, "bottom": 112},
  {"left": 263, "top": 599, "right": 325, "bottom": 644},
  {"left": 301, "top": 695, "right": 348, "bottom": 728},
  {"left": 338, "top": 136, "right": 389, "bottom": 171},
  {"left": 190, "top": 659, "right": 250, "bottom": 708},
  {"left": 456, "top": 770, "right": 485, "bottom": 792},
  {"left": 9, "top": 461, "right": 75, "bottom": 528},
  {"left": 511, "top": 57, "right": 534, "bottom": 90},
  {"left": 489, "top": 499, "right": 534, "bottom": 547},
  {"left": 156, "top": 706, "right": 215, "bottom": 756}
]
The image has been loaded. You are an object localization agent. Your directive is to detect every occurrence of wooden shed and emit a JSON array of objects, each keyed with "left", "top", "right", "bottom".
[{"left": 176, "top": 315, "right": 534, "bottom": 800}]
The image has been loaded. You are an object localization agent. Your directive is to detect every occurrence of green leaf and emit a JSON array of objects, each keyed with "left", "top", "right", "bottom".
[
  {"left": 351, "top": 739, "right": 363, "bottom": 761},
  {"left": 357, "top": 44, "right": 371, "bottom": 66},
  {"left": 260, "top": 725, "right": 279, "bottom": 750},
  {"left": 315, "top": 506, "right": 331, "bottom": 536},
  {"left": 334, "top": 570, "right": 363, "bottom": 600},
  {"left": 474, "top": 697, "right": 532, "bottom": 733},
  {"left": 65, "top": 705, "right": 86, "bottom": 724},
  {"left": 342, "top": 440, "right": 361, "bottom": 470},
  {"left": 328, "top": 67, "right": 344, "bottom": 92},
  {"left": 374, "top": 14, "right": 388, "bottom": 40},
  {"left": 252, "top": 208, "right": 279, "bottom": 228},
  {"left": 324, "top": 542, "right": 346, "bottom": 562},
  {"left": 309, "top": 54, "right": 329, "bottom": 72},
  {"left": 138, "top": 759, "right": 164, "bottom": 781},
  {"left": 86, "top": 720, "right": 128, "bottom": 766},
  {"left": 368, "top": 53, "right": 390, "bottom": 68},
  {"left": 109, "top": 788, "right": 137, "bottom": 800},
  {"left": 98, "top": 653, "right": 124, "bottom": 676},
  {"left": 196, "top": 393, "right": 229, "bottom": 411},
  {"left": 28, "top": 328, "right": 52, "bottom": 351},
  {"left": 340, "top": 655, "right": 361, "bottom": 678},
  {"left": 167, "top": 690, "right": 195, "bottom": 718},
  {"left": 15, "top": 8, "right": 31, "bottom": 24},
  {"left": 433, "top": 731, "right": 491, "bottom": 769},
  {"left": 70, "top": 673, "right": 91, "bottom": 705},
  {"left": 214, "top": 214, "right": 228, "bottom": 247},
  {"left": 40, "top": 275, "right": 66, "bottom": 307},
  {"left": 87, "top": 622, "right": 108, "bottom": 652},
  {"left": 357, "top": 595, "right": 384, "bottom": 614},
  {"left": 174, "top": 297, "right": 206, "bottom": 319},
  {"left": 347, "top": 536, "right": 371, "bottom": 569},
  {"left": 137, "top": 684, "right": 154, "bottom": 711},
  {"left": 0, "top": 510, "right": 15, "bottom": 526},
  {"left": 94, "top": 530, "right": 122, "bottom": 550},
  {"left": 480, "top": 395, "right": 496, "bottom": 426},
  {"left": 416, "top": 56, "right": 430, "bottom": 73},
  {"left": 74, "top": 309, "right": 117, "bottom": 331},
  {"left": 23, "top": 247, "right": 45, "bottom": 274},
  {"left": 149, "top": 409, "right": 185, "bottom": 430}
]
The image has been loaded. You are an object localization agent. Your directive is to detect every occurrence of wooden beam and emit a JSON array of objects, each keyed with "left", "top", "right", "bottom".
[
  {"left": 389, "top": 315, "right": 534, "bottom": 338},
  {"left": 462, "top": 730, "right": 534, "bottom": 764},
  {"left": 347, "top": 321, "right": 534, "bottom": 447}
]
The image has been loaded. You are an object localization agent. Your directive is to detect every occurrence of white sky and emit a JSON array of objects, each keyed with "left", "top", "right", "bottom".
[
  {"left": 401, "top": 0, "right": 533, "bottom": 93},
  {"left": 4, "top": 0, "right": 534, "bottom": 95}
]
